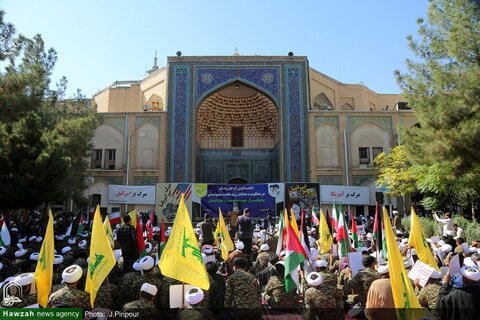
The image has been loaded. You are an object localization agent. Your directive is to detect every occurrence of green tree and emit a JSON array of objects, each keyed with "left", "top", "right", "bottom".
[
  {"left": 0, "top": 11, "right": 100, "bottom": 210},
  {"left": 374, "top": 145, "right": 417, "bottom": 214},
  {"left": 395, "top": 0, "right": 480, "bottom": 217}
]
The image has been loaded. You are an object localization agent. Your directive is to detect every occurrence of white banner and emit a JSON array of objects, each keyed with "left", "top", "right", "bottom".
[
  {"left": 108, "top": 185, "right": 156, "bottom": 204},
  {"left": 320, "top": 185, "right": 370, "bottom": 205}
]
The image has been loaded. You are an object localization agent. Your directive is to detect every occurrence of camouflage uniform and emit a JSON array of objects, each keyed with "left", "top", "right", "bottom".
[
  {"left": 94, "top": 282, "right": 123, "bottom": 311},
  {"left": 1, "top": 294, "right": 37, "bottom": 308},
  {"left": 121, "top": 297, "right": 161, "bottom": 319},
  {"left": 254, "top": 251, "right": 271, "bottom": 273},
  {"left": 417, "top": 280, "right": 442, "bottom": 314},
  {"left": 264, "top": 275, "right": 299, "bottom": 309},
  {"left": 177, "top": 307, "right": 215, "bottom": 320},
  {"left": 120, "top": 271, "right": 141, "bottom": 304},
  {"left": 132, "top": 274, "right": 165, "bottom": 310},
  {"left": 47, "top": 285, "right": 90, "bottom": 309},
  {"left": 304, "top": 285, "right": 344, "bottom": 320},
  {"left": 224, "top": 269, "right": 261, "bottom": 320},
  {"left": 303, "top": 271, "right": 338, "bottom": 290},
  {"left": 337, "top": 268, "right": 349, "bottom": 289},
  {"left": 52, "top": 271, "right": 63, "bottom": 285},
  {"left": 342, "top": 267, "right": 380, "bottom": 306}
]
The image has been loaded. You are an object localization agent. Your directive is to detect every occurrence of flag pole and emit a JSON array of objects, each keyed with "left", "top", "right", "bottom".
[{"left": 181, "top": 282, "right": 185, "bottom": 309}]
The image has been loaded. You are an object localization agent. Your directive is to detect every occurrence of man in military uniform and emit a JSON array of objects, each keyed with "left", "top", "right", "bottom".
[
  {"left": 225, "top": 241, "right": 247, "bottom": 276},
  {"left": 132, "top": 256, "right": 165, "bottom": 310},
  {"left": 343, "top": 255, "right": 379, "bottom": 306},
  {"left": 121, "top": 282, "right": 161, "bottom": 319},
  {"left": 94, "top": 277, "right": 123, "bottom": 311},
  {"left": 225, "top": 257, "right": 261, "bottom": 320},
  {"left": 263, "top": 261, "right": 299, "bottom": 310},
  {"left": 47, "top": 265, "right": 90, "bottom": 309},
  {"left": 415, "top": 268, "right": 445, "bottom": 316},
  {"left": 304, "top": 272, "right": 344, "bottom": 320},
  {"left": 177, "top": 287, "right": 215, "bottom": 320},
  {"left": 253, "top": 243, "right": 274, "bottom": 273},
  {"left": 120, "top": 260, "right": 142, "bottom": 304},
  {"left": 116, "top": 215, "right": 138, "bottom": 274}
]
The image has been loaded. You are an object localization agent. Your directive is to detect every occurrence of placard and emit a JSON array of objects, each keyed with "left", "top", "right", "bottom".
[
  {"left": 320, "top": 185, "right": 370, "bottom": 205},
  {"left": 449, "top": 254, "right": 461, "bottom": 275},
  {"left": 285, "top": 183, "right": 320, "bottom": 219},
  {"left": 203, "top": 255, "right": 216, "bottom": 265},
  {"left": 169, "top": 284, "right": 194, "bottom": 308},
  {"left": 348, "top": 251, "right": 365, "bottom": 277},
  {"left": 408, "top": 260, "right": 435, "bottom": 287},
  {"left": 156, "top": 183, "right": 194, "bottom": 222},
  {"left": 108, "top": 185, "right": 155, "bottom": 204}
]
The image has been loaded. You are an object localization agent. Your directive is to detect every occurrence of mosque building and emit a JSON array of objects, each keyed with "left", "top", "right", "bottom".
[{"left": 85, "top": 53, "right": 416, "bottom": 216}]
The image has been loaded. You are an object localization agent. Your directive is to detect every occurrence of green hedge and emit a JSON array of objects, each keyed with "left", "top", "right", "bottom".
[{"left": 401, "top": 215, "right": 480, "bottom": 243}]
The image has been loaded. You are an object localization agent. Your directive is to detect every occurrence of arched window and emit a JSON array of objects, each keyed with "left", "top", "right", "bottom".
[
  {"left": 312, "top": 93, "right": 334, "bottom": 110},
  {"left": 341, "top": 103, "right": 353, "bottom": 110}
]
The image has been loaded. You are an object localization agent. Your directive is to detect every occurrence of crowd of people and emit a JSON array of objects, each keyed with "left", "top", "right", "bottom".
[{"left": 0, "top": 207, "right": 479, "bottom": 320}]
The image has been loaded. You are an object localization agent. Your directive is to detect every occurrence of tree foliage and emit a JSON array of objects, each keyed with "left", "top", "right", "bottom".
[
  {"left": 395, "top": 0, "right": 480, "bottom": 212},
  {"left": 0, "top": 11, "right": 100, "bottom": 210}
]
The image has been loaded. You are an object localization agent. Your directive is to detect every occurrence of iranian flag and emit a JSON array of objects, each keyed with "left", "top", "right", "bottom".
[
  {"left": 350, "top": 211, "right": 361, "bottom": 251},
  {"left": 284, "top": 222, "right": 309, "bottom": 292},
  {"left": 373, "top": 202, "right": 383, "bottom": 254},
  {"left": 335, "top": 204, "right": 350, "bottom": 258},
  {"left": 331, "top": 203, "right": 340, "bottom": 230},
  {"left": 109, "top": 211, "right": 121, "bottom": 225},
  {"left": 311, "top": 208, "right": 320, "bottom": 225},
  {"left": 0, "top": 216, "right": 11, "bottom": 246},
  {"left": 136, "top": 213, "right": 146, "bottom": 256},
  {"left": 275, "top": 209, "right": 289, "bottom": 256}
]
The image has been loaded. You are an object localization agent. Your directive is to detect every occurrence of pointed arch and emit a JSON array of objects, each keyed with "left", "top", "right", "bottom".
[{"left": 312, "top": 93, "right": 334, "bottom": 110}]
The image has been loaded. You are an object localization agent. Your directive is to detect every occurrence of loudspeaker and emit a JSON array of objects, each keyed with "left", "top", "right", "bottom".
[{"left": 375, "top": 192, "right": 384, "bottom": 204}]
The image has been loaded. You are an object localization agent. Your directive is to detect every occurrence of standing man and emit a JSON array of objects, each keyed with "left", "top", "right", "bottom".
[
  {"left": 454, "top": 224, "right": 465, "bottom": 240},
  {"left": 237, "top": 208, "right": 253, "bottom": 258},
  {"left": 434, "top": 212, "right": 454, "bottom": 236},
  {"left": 116, "top": 215, "right": 138, "bottom": 274},
  {"left": 199, "top": 214, "right": 215, "bottom": 246}
]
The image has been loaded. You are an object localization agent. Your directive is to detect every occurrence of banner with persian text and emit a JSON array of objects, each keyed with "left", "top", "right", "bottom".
[
  {"left": 320, "top": 185, "right": 370, "bottom": 205},
  {"left": 200, "top": 184, "right": 275, "bottom": 218},
  {"left": 108, "top": 185, "right": 155, "bottom": 204}
]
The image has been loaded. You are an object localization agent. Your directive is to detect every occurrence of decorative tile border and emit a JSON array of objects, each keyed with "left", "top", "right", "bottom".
[
  {"left": 103, "top": 118, "right": 126, "bottom": 134},
  {"left": 166, "top": 58, "right": 310, "bottom": 182},
  {"left": 135, "top": 116, "right": 160, "bottom": 129},
  {"left": 349, "top": 116, "right": 392, "bottom": 133},
  {"left": 314, "top": 116, "right": 339, "bottom": 130}
]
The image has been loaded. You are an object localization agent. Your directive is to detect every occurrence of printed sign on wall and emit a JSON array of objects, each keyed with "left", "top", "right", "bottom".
[
  {"left": 320, "top": 185, "right": 370, "bottom": 205},
  {"left": 108, "top": 185, "right": 155, "bottom": 204}
]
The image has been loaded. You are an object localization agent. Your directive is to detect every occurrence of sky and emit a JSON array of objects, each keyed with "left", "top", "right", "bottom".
[{"left": 1, "top": 0, "right": 429, "bottom": 98}]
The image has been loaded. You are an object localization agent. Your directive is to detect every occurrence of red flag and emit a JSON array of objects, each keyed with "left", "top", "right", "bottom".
[
  {"left": 350, "top": 211, "right": 360, "bottom": 250},
  {"left": 311, "top": 209, "right": 320, "bottom": 225},
  {"left": 146, "top": 209, "right": 155, "bottom": 240},
  {"left": 136, "top": 214, "right": 146, "bottom": 256}
]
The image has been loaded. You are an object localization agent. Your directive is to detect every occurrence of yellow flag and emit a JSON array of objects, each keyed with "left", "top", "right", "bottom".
[
  {"left": 383, "top": 208, "right": 424, "bottom": 320},
  {"left": 216, "top": 208, "right": 235, "bottom": 261},
  {"left": 408, "top": 208, "right": 440, "bottom": 271},
  {"left": 121, "top": 210, "right": 137, "bottom": 227},
  {"left": 318, "top": 209, "right": 332, "bottom": 254},
  {"left": 103, "top": 217, "right": 114, "bottom": 246},
  {"left": 85, "top": 205, "right": 116, "bottom": 307},
  {"left": 159, "top": 195, "right": 210, "bottom": 290},
  {"left": 290, "top": 209, "right": 299, "bottom": 238},
  {"left": 34, "top": 210, "right": 54, "bottom": 307}
]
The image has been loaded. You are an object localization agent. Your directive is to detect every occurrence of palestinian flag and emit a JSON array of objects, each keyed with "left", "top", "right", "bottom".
[
  {"left": 65, "top": 211, "right": 82, "bottom": 236},
  {"left": 350, "top": 211, "right": 361, "bottom": 251},
  {"left": 159, "top": 217, "right": 166, "bottom": 259},
  {"left": 299, "top": 209, "right": 310, "bottom": 259},
  {"left": 0, "top": 216, "right": 11, "bottom": 246},
  {"left": 136, "top": 213, "right": 146, "bottom": 256},
  {"left": 335, "top": 204, "right": 350, "bottom": 258},
  {"left": 284, "top": 222, "right": 309, "bottom": 292},
  {"left": 275, "top": 209, "right": 289, "bottom": 256}
]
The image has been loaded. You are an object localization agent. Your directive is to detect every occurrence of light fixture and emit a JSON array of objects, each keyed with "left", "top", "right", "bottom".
[{"left": 234, "top": 83, "right": 240, "bottom": 89}]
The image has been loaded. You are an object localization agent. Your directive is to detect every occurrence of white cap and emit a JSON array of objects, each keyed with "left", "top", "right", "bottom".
[
  {"left": 17, "top": 243, "right": 23, "bottom": 249},
  {"left": 441, "top": 244, "right": 452, "bottom": 253},
  {"left": 446, "top": 230, "right": 456, "bottom": 237},
  {"left": 402, "top": 238, "right": 409, "bottom": 244},
  {"left": 310, "top": 248, "right": 319, "bottom": 260},
  {"left": 114, "top": 249, "right": 122, "bottom": 261},
  {"left": 15, "top": 249, "right": 27, "bottom": 258},
  {"left": 10, "top": 227, "right": 18, "bottom": 232},
  {"left": 14, "top": 273, "right": 34, "bottom": 286},
  {"left": 141, "top": 283, "right": 158, "bottom": 296},
  {"left": 53, "top": 255, "right": 64, "bottom": 265},
  {"left": 203, "top": 246, "right": 213, "bottom": 254},
  {"left": 306, "top": 272, "right": 323, "bottom": 286},
  {"left": 68, "top": 238, "right": 76, "bottom": 245},
  {"left": 393, "top": 210, "right": 398, "bottom": 214},
  {"left": 78, "top": 240, "right": 87, "bottom": 249},
  {"left": 378, "top": 262, "right": 389, "bottom": 275},
  {"left": 29, "top": 253, "right": 40, "bottom": 261},
  {"left": 29, "top": 236, "right": 36, "bottom": 241},
  {"left": 313, "top": 259, "right": 328, "bottom": 268},
  {"left": 185, "top": 287, "right": 204, "bottom": 305},
  {"left": 62, "top": 246, "right": 72, "bottom": 254},
  {"left": 145, "top": 242, "right": 153, "bottom": 254},
  {"left": 236, "top": 241, "right": 244, "bottom": 250},
  {"left": 140, "top": 256, "right": 154, "bottom": 271},
  {"left": 62, "top": 265, "right": 83, "bottom": 283},
  {"left": 460, "top": 266, "right": 480, "bottom": 281},
  {"left": 133, "top": 260, "right": 142, "bottom": 271},
  {"left": 260, "top": 244, "right": 269, "bottom": 251},
  {"left": 438, "top": 240, "right": 445, "bottom": 246},
  {"left": 80, "top": 232, "right": 89, "bottom": 238},
  {"left": 18, "top": 237, "right": 26, "bottom": 243},
  {"left": 0, "top": 246, "right": 6, "bottom": 256},
  {"left": 36, "top": 236, "right": 43, "bottom": 242}
]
